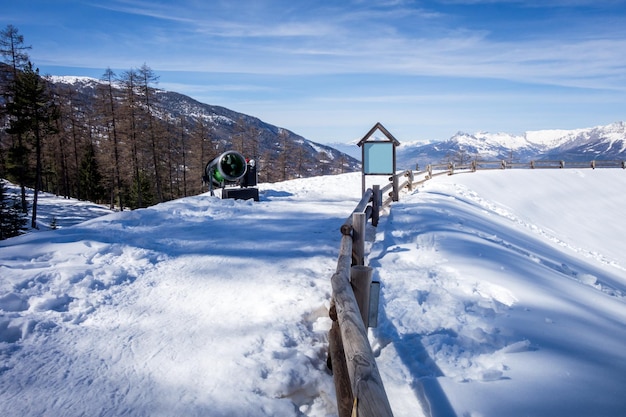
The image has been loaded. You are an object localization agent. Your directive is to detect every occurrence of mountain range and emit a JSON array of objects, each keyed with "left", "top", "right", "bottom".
[
  {"left": 329, "top": 122, "right": 626, "bottom": 170},
  {"left": 397, "top": 122, "right": 626, "bottom": 169},
  {"left": 48, "top": 76, "right": 626, "bottom": 175}
]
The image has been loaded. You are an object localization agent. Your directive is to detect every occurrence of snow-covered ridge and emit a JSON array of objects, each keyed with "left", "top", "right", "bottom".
[
  {"left": 524, "top": 128, "right": 587, "bottom": 147},
  {"left": 391, "top": 121, "right": 626, "bottom": 169},
  {"left": 452, "top": 121, "right": 625, "bottom": 150},
  {"left": 47, "top": 75, "right": 102, "bottom": 85}
]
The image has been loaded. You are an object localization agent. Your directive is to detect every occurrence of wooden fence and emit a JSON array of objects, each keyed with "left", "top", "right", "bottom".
[
  {"left": 423, "top": 159, "right": 626, "bottom": 174},
  {"left": 327, "top": 159, "right": 625, "bottom": 417},
  {"left": 405, "top": 159, "right": 626, "bottom": 189},
  {"left": 327, "top": 183, "right": 395, "bottom": 417}
]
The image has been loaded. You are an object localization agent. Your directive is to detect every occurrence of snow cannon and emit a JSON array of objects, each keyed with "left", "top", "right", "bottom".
[
  {"left": 204, "top": 151, "right": 247, "bottom": 188},
  {"left": 203, "top": 151, "right": 259, "bottom": 201}
]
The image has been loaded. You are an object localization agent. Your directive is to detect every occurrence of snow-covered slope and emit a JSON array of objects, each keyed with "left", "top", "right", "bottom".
[
  {"left": 372, "top": 169, "right": 626, "bottom": 417},
  {"left": 541, "top": 121, "right": 626, "bottom": 160},
  {"left": 1, "top": 170, "right": 625, "bottom": 417}
]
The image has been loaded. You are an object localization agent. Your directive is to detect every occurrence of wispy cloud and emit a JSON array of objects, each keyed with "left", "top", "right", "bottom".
[
  {"left": 9, "top": 0, "right": 626, "bottom": 140},
  {"left": 30, "top": 0, "right": 626, "bottom": 94},
  {"left": 435, "top": 0, "right": 625, "bottom": 5},
  {"left": 88, "top": 0, "right": 196, "bottom": 24}
]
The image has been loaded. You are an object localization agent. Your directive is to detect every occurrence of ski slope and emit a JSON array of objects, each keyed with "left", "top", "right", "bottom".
[{"left": 1, "top": 169, "right": 625, "bottom": 417}]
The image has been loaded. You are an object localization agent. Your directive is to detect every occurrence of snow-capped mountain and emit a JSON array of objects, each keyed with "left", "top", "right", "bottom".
[
  {"left": 539, "top": 122, "right": 626, "bottom": 161},
  {"left": 394, "top": 122, "right": 626, "bottom": 169}
]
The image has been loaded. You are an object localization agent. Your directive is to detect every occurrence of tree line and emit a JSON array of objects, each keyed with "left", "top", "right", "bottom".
[
  {"left": 1, "top": 25, "right": 204, "bottom": 216},
  {"left": 1, "top": 25, "right": 350, "bottom": 239}
]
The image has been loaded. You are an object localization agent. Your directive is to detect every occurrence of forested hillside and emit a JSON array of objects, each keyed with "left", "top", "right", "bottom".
[{"left": 0, "top": 25, "right": 358, "bottom": 237}]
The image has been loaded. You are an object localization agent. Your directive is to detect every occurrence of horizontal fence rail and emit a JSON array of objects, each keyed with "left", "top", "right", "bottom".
[
  {"left": 329, "top": 185, "right": 395, "bottom": 417},
  {"left": 422, "top": 159, "right": 626, "bottom": 175},
  {"left": 329, "top": 235, "right": 393, "bottom": 417}
]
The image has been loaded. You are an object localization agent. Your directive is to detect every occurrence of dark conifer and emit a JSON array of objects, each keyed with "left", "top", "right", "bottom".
[
  {"left": 0, "top": 180, "right": 27, "bottom": 240},
  {"left": 6, "top": 62, "right": 60, "bottom": 228}
]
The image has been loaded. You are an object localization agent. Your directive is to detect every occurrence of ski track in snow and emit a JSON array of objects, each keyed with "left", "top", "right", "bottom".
[{"left": 457, "top": 183, "right": 626, "bottom": 272}]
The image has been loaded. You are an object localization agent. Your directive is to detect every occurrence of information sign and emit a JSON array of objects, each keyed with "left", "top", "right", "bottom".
[{"left": 363, "top": 142, "right": 394, "bottom": 175}]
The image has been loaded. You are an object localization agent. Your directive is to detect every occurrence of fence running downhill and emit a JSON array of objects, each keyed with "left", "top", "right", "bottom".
[{"left": 326, "top": 159, "right": 625, "bottom": 417}]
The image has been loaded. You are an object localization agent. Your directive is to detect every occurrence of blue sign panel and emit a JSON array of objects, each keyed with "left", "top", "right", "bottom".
[{"left": 363, "top": 142, "right": 394, "bottom": 174}]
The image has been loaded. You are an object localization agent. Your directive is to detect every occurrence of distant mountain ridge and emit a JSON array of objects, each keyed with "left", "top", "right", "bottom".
[{"left": 393, "top": 122, "right": 626, "bottom": 169}]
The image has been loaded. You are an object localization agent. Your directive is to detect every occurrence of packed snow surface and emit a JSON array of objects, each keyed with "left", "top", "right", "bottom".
[{"left": 1, "top": 169, "right": 625, "bottom": 417}]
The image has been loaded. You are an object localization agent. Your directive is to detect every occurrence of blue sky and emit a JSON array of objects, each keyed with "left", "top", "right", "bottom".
[{"left": 4, "top": 0, "right": 626, "bottom": 144}]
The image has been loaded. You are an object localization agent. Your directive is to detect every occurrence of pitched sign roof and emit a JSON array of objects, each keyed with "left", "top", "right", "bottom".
[
  {"left": 356, "top": 122, "right": 401, "bottom": 147},
  {"left": 358, "top": 122, "right": 400, "bottom": 175}
]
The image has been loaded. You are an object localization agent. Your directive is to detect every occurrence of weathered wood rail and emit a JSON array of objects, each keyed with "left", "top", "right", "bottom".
[
  {"left": 328, "top": 185, "right": 395, "bottom": 417},
  {"left": 327, "top": 158, "right": 624, "bottom": 417},
  {"left": 428, "top": 159, "right": 626, "bottom": 174},
  {"left": 405, "top": 159, "right": 626, "bottom": 189}
]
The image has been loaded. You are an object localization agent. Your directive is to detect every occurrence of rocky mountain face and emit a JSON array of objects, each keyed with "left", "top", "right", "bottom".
[{"left": 394, "top": 122, "right": 626, "bottom": 170}]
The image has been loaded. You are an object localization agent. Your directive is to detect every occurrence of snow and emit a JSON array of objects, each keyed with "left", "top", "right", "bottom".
[
  {"left": 455, "top": 131, "right": 530, "bottom": 151},
  {"left": 2, "top": 169, "right": 626, "bottom": 417},
  {"left": 524, "top": 128, "right": 587, "bottom": 148},
  {"left": 47, "top": 75, "right": 101, "bottom": 85},
  {"left": 432, "top": 122, "right": 626, "bottom": 155}
]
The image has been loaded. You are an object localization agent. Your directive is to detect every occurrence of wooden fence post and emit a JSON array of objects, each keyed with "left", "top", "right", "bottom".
[
  {"left": 368, "top": 279, "right": 380, "bottom": 328},
  {"left": 406, "top": 170, "right": 414, "bottom": 191},
  {"left": 331, "top": 267, "right": 395, "bottom": 417},
  {"left": 372, "top": 185, "right": 380, "bottom": 227},
  {"left": 351, "top": 265, "right": 373, "bottom": 327},
  {"left": 392, "top": 173, "right": 399, "bottom": 202},
  {"left": 328, "top": 320, "right": 354, "bottom": 417},
  {"left": 352, "top": 212, "right": 366, "bottom": 266}
]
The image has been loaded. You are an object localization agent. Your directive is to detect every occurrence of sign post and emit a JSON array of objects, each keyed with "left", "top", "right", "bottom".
[{"left": 357, "top": 122, "right": 401, "bottom": 201}]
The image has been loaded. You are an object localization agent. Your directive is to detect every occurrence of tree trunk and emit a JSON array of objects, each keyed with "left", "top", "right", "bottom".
[{"left": 31, "top": 126, "right": 42, "bottom": 229}]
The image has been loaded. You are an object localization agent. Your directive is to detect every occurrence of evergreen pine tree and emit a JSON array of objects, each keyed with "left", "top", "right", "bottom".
[
  {"left": 0, "top": 24, "right": 32, "bottom": 213},
  {"left": 79, "top": 143, "right": 105, "bottom": 203},
  {"left": 6, "top": 62, "right": 60, "bottom": 228},
  {"left": 0, "top": 180, "right": 27, "bottom": 240}
]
